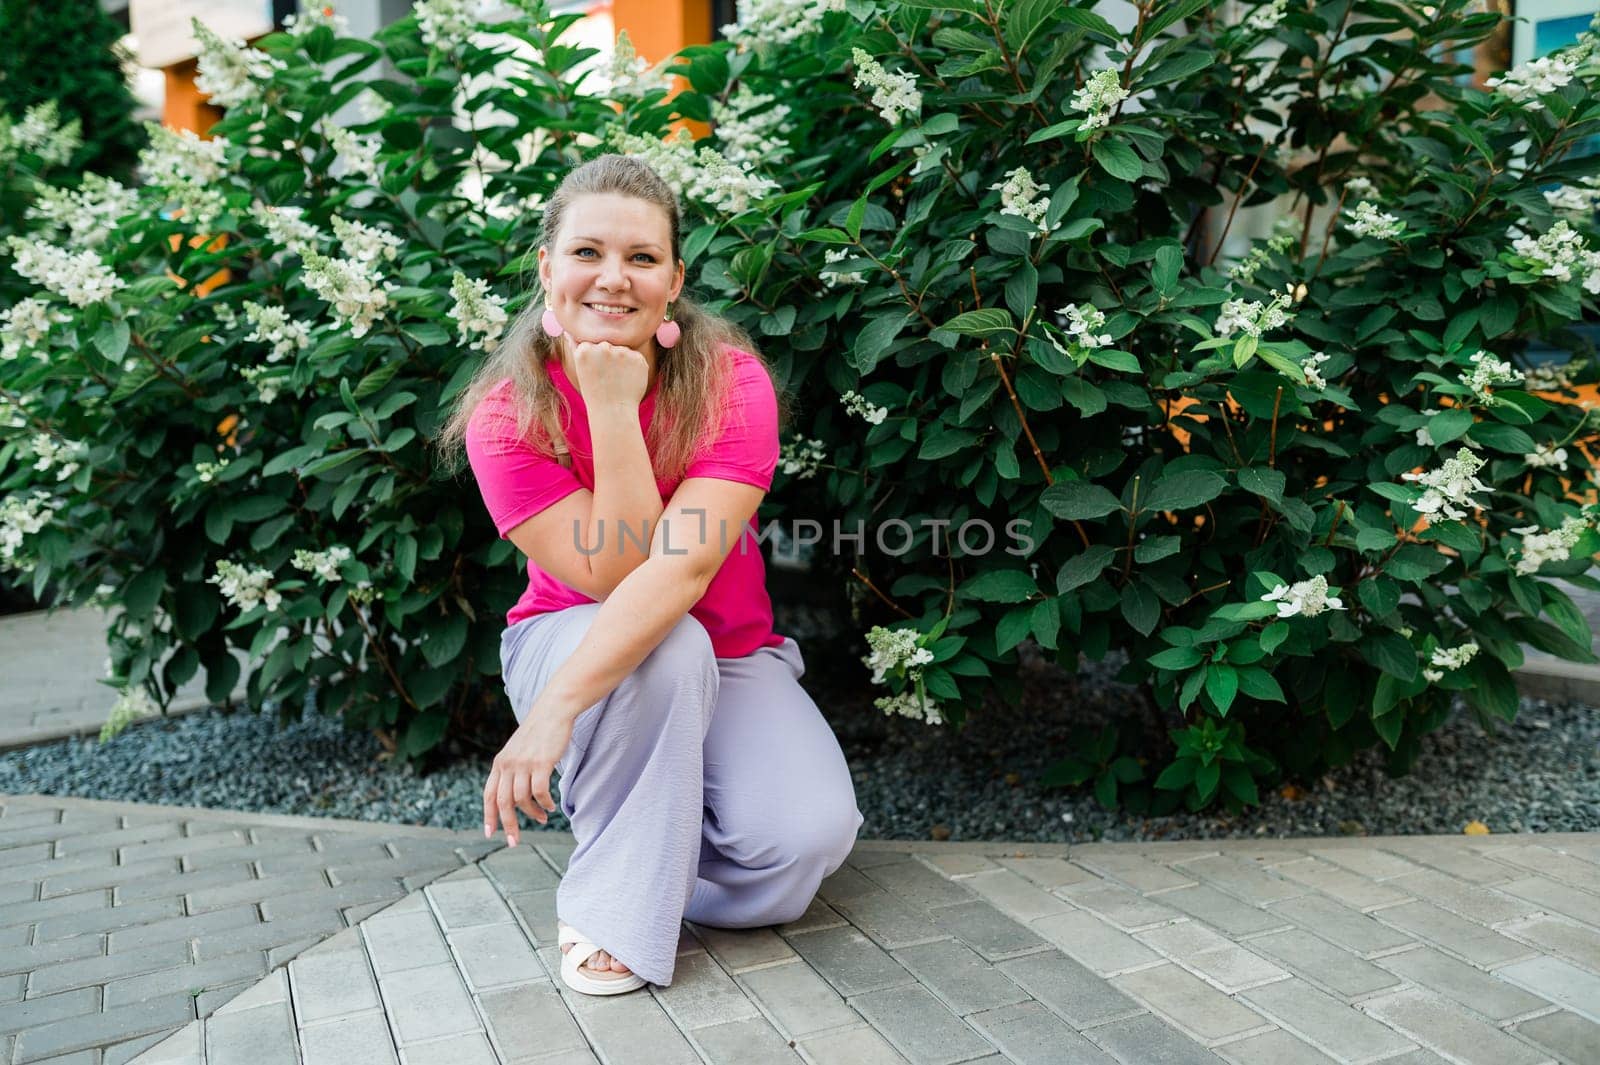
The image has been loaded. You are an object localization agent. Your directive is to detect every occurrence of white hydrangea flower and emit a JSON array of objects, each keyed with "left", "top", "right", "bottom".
[
  {"left": 99, "top": 686, "right": 158, "bottom": 744},
  {"left": 1346, "top": 200, "right": 1405, "bottom": 240},
  {"left": 194, "top": 458, "right": 230, "bottom": 483},
  {"left": 25, "top": 174, "right": 139, "bottom": 249},
  {"left": 991, "top": 167, "right": 1053, "bottom": 232},
  {"left": 355, "top": 88, "right": 392, "bottom": 123},
  {"left": 249, "top": 202, "right": 324, "bottom": 256},
  {"left": 209, "top": 559, "right": 281, "bottom": 612},
  {"left": 819, "top": 248, "right": 866, "bottom": 287},
  {"left": 239, "top": 365, "right": 286, "bottom": 404},
  {"left": 1415, "top": 407, "right": 1440, "bottom": 447},
  {"left": 284, "top": 5, "right": 350, "bottom": 35},
  {"left": 1401, "top": 446, "right": 1491, "bottom": 520},
  {"left": 1302, "top": 351, "right": 1331, "bottom": 389},
  {"left": 1460, "top": 349, "right": 1524, "bottom": 405},
  {"left": 0, "top": 490, "right": 57, "bottom": 569},
  {"left": 1, "top": 298, "right": 69, "bottom": 360},
  {"left": 1512, "top": 516, "right": 1588, "bottom": 576},
  {"left": 1509, "top": 219, "right": 1591, "bottom": 286},
  {"left": 874, "top": 688, "right": 945, "bottom": 726},
  {"left": 331, "top": 215, "right": 402, "bottom": 265},
  {"left": 852, "top": 48, "right": 922, "bottom": 126},
  {"left": 779, "top": 437, "right": 826, "bottom": 479},
  {"left": 415, "top": 0, "right": 486, "bottom": 53},
  {"left": 1225, "top": 233, "right": 1297, "bottom": 284},
  {"left": 139, "top": 122, "right": 228, "bottom": 186},
  {"left": 841, "top": 390, "right": 889, "bottom": 425},
  {"left": 721, "top": 0, "right": 845, "bottom": 49},
  {"left": 291, "top": 545, "right": 352, "bottom": 582},
  {"left": 348, "top": 579, "right": 382, "bottom": 605},
  {"left": 862, "top": 625, "right": 935, "bottom": 684},
  {"left": 1214, "top": 292, "right": 1293, "bottom": 339},
  {"left": 1260, "top": 575, "right": 1344, "bottom": 618},
  {"left": 1524, "top": 442, "right": 1569, "bottom": 470},
  {"left": 1247, "top": 0, "right": 1288, "bottom": 31},
  {"left": 242, "top": 301, "right": 313, "bottom": 362},
  {"left": 694, "top": 148, "right": 780, "bottom": 216},
  {"left": 447, "top": 272, "right": 508, "bottom": 353},
  {"left": 606, "top": 30, "right": 670, "bottom": 98},
  {"left": 1544, "top": 179, "right": 1600, "bottom": 216},
  {"left": 193, "top": 20, "right": 285, "bottom": 107},
  {"left": 1344, "top": 175, "right": 1376, "bottom": 199},
  {"left": 1429, "top": 642, "right": 1479, "bottom": 674},
  {"left": 1057, "top": 303, "right": 1113, "bottom": 349},
  {"left": 1487, "top": 53, "right": 1578, "bottom": 110},
  {"left": 1524, "top": 359, "right": 1583, "bottom": 391},
  {"left": 0, "top": 101, "right": 82, "bottom": 166},
  {"left": 712, "top": 84, "right": 793, "bottom": 168},
  {"left": 30, "top": 434, "right": 82, "bottom": 481},
  {"left": 4, "top": 235, "right": 125, "bottom": 307},
  {"left": 608, "top": 128, "right": 776, "bottom": 217},
  {"left": 1070, "top": 69, "right": 1128, "bottom": 132},
  {"left": 318, "top": 119, "right": 382, "bottom": 181},
  {"left": 300, "top": 249, "right": 394, "bottom": 338}
]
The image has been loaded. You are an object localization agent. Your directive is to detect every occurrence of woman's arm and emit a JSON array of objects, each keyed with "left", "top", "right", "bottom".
[
  {"left": 584, "top": 400, "right": 664, "bottom": 593},
  {"left": 483, "top": 476, "right": 766, "bottom": 844}
]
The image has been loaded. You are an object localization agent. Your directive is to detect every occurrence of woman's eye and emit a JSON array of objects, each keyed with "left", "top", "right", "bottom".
[
  {"left": 632, "top": 254, "right": 656, "bottom": 263},
  {"left": 574, "top": 248, "right": 597, "bottom": 258}
]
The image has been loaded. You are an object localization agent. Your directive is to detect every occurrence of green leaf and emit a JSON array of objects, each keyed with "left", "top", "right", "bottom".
[
  {"left": 1057, "top": 544, "right": 1115, "bottom": 592},
  {"left": 941, "top": 308, "right": 1014, "bottom": 337},
  {"left": 123, "top": 568, "right": 166, "bottom": 621},
  {"left": 1134, "top": 535, "right": 1180, "bottom": 563},
  {"left": 853, "top": 312, "right": 910, "bottom": 373},
  {"left": 1236, "top": 667, "right": 1284, "bottom": 702},
  {"left": 960, "top": 569, "right": 1038, "bottom": 603},
  {"left": 93, "top": 318, "right": 130, "bottom": 361},
  {"left": 1194, "top": 759, "right": 1220, "bottom": 803},
  {"left": 1154, "top": 756, "right": 1197, "bottom": 790},
  {"left": 997, "top": 606, "right": 1034, "bottom": 654},
  {"left": 421, "top": 614, "right": 468, "bottom": 668},
  {"left": 1237, "top": 467, "right": 1285, "bottom": 503},
  {"left": 1427, "top": 408, "right": 1474, "bottom": 445},
  {"left": 1149, "top": 646, "right": 1203, "bottom": 670},
  {"left": 1152, "top": 244, "right": 1182, "bottom": 295},
  {"left": 1121, "top": 581, "right": 1160, "bottom": 636},
  {"left": 1361, "top": 631, "right": 1417, "bottom": 681},
  {"left": 1061, "top": 377, "right": 1107, "bottom": 415},
  {"left": 1092, "top": 138, "right": 1142, "bottom": 181},
  {"left": 1142, "top": 471, "right": 1227, "bottom": 512},
  {"left": 1040, "top": 481, "right": 1123, "bottom": 519},
  {"left": 1260, "top": 621, "right": 1289, "bottom": 654},
  {"left": 1204, "top": 664, "right": 1239, "bottom": 715}
]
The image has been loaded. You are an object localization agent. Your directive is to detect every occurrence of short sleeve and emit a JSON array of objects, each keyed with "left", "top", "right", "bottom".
[
  {"left": 682, "top": 351, "right": 780, "bottom": 491},
  {"left": 464, "top": 387, "right": 586, "bottom": 538}
]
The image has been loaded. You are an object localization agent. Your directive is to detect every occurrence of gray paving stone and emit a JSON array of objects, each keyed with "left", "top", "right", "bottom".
[
  {"left": 257, "top": 877, "right": 414, "bottom": 923},
  {"left": 205, "top": 1001, "right": 297, "bottom": 1065},
  {"left": 116, "top": 830, "right": 248, "bottom": 866},
  {"left": 559, "top": 990, "right": 701, "bottom": 1065},
  {"left": 1056, "top": 881, "right": 1187, "bottom": 933},
  {"left": 1375, "top": 945, "right": 1550, "bottom": 1021},
  {"left": 0, "top": 935, "right": 107, "bottom": 978},
  {"left": 797, "top": 1024, "right": 910, "bottom": 1065},
  {"left": 1513, "top": 1009, "right": 1600, "bottom": 1065},
  {"left": 1361, "top": 987, "right": 1550, "bottom": 1065},
  {"left": 830, "top": 889, "right": 947, "bottom": 950},
  {"left": 962, "top": 870, "right": 1075, "bottom": 923},
  {"left": 1148, "top": 885, "right": 1290, "bottom": 938},
  {"left": 0, "top": 879, "right": 39, "bottom": 905},
  {"left": 1492, "top": 846, "right": 1600, "bottom": 896},
  {"left": 289, "top": 946, "right": 381, "bottom": 1025},
  {"left": 426, "top": 878, "right": 513, "bottom": 931},
  {"left": 1111, "top": 963, "right": 1272, "bottom": 1043},
  {"left": 1374, "top": 901, "right": 1539, "bottom": 968},
  {"left": 501, "top": 889, "right": 557, "bottom": 944},
  {"left": 300, "top": 1010, "right": 398, "bottom": 1065},
  {"left": 1271, "top": 857, "right": 1413, "bottom": 911},
  {"left": 258, "top": 841, "right": 392, "bottom": 877},
  {"left": 1, "top": 890, "right": 116, "bottom": 931},
  {"left": 122, "top": 1023, "right": 201, "bottom": 1065},
  {"left": 477, "top": 847, "right": 560, "bottom": 894},
  {"left": 362, "top": 911, "right": 452, "bottom": 975},
  {"left": 1387, "top": 869, "right": 1544, "bottom": 925},
  {"left": 916, "top": 853, "right": 1000, "bottom": 880},
  {"left": 1495, "top": 876, "right": 1600, "bottom": 930},
  {"left": 0, "top": 842, "right": 54, "bottom": 868},
  {"left": 686, "top": 1015, "right": 804, "bottom": 1065},
  {"left": 28, "top": 942, "right": 191, "bottom": 997},
  {"left": 997, "top": 857, "right": 1098, "bottom": 890},
  {"left": 104, "top": 1029, "right": 177, "bottom": 1065},
  {"left": 926, "top": 900, "right": 1048, "bottom": 962},
  {"left": 820, "top": 863, "right": 885, "bottom": 904},
  {"left": 966, "top": 1000, "right": 1119, "bottom": 1064},
  {"left": 995, "top": 950, "right": 1142, "bottom": 1030},
  {"left": 689, "top": 923, "right": 796, "bottom": 971},
  {"left": 115, "top": 864, "right": 265, "bottom": 906},
  {"left": 890, "top": 938, "right": 1032, "bottom": 1017},
  {"left": 325, "top": 854, "right": 460, "bottom": 888},
  {"left": 401, "top": 1031, "right": 498, "bottom": 1065},
  {"left": 102, "top": 951, "right": 266, "bottom": 1010},
  {"left": 1237, "top": 977, "right": 1417, "bottom": 1062},
  {"left": 1169, "top": 855, "right": 1304, "bottom": 907},
  {"left": 446, "top": 922, "right": 543, "bottom": 992},
  {"left": 1031, "top": 908, "right": 1162, "bottom": 977},
  {"left": 784, "top": 925, "right": 918, "bottom": 998},
  {"left": 1070, "top": 850, "right": 1198, "bottom": 894},
  {"left": 1375, "top": 841, "right": 1519, "bottom": 885},
  {"left": 193, "top": 980, "right": 253, "bottom": 1018},
  {"left": 12, "top": 991, "right": 194, "bottom": 1064},
  {"left": 1496, "top": 956, "right": 1600, "bottom": 1025},
  {"left": 1267, "top": 894, "right": 1417, "bottom": 957},
  {"left": 107, "top": 906, "right": 260, "bottom": 954},
  {"left": 34, "top": 898, "right": 185, "bottom": 943},
  {"left": 775, "top": 895, "right": 849, "bottom": 936},
  {"left": 862, "top": 860, "right": 980, "bottom": 909},
  {"left": 53, "top": 823, "right": 183, "bottom": 858},
  {"left": 191, "top": 910, "right": 345, "bottom": 961},
  {"left": 1307, "top": 847, "right": 1423, "bottom": 881},
  {"left": 0, "top": 815, "right": 124, "bottom": 849},
  {"left": 1498, "top": 914, "right": 1600, "bottom": 975},
  {"left": 478, "top": 981, "right": 586, "bottom": 1064},
  {"left": 0, "top": 848, "right": 118, "bottom": 888},
  {"left": 376, "top": 962, "right": 480, "bottom": 1046},
  {"left": 850, "top": 982, "right": 996, "bottom": 1064},
  {"left": 178, "top": 870, "right": 330, "bottom": 914},
  {"left": 0, "top": 986, "right": 101, "bottom": 1034},
  {"left": 650, "top": 950, "right": 761, "bottom": 1030},
  {"left": 736, "top": 959, "right": 863, "bottom": 1038},
  {"left": 1212, "top": 1027, "right": 1340, "bottom": 1065},
  {"left": 1242, "top": 929, "right": 1404, "bottom": 998},
  {"left": 1, "top": 973, "right": 26, "bottom": 1003},
  {"left": 1084, "top": 1011, "right": 1229, "bottom": 1065}
]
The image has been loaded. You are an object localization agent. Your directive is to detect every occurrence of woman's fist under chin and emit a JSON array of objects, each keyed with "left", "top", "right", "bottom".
[{"left": 570, "top": 341, "right": 650, "bottom": 407}]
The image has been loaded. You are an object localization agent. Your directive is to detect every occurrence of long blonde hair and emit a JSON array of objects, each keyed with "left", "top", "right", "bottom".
[{"left": 438, "top": 154, "right": 785, "bottom": 481}]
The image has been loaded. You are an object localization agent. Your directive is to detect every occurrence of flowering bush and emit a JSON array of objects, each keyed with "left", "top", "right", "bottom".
[{"left": 653, "top": 0, "right": 1600, "bottom": 811}]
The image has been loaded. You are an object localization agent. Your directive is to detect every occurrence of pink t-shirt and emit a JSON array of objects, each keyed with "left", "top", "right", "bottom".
[{"left": 464, "top": 346, "right": 785, "bottom": 659}]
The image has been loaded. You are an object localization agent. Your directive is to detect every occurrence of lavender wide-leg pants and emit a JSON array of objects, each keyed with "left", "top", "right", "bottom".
[{"left": 498, "top": 603, "right": 864, "bottom": 987}]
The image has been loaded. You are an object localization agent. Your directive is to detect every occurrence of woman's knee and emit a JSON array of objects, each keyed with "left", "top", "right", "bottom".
[
  {"left": 783, "top": 797, "right": 864, "bottom": 869},
  {"left": 617, "top": 614, "right": 718, "bottom": 705}
]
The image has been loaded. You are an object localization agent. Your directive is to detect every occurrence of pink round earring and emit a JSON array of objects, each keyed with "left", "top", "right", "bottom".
[
  {"left": 540, "top": 307, "right": 563, "bottom": 338},
  {"left": 655, "top": 306, "right": 681, "bottom": 349}
]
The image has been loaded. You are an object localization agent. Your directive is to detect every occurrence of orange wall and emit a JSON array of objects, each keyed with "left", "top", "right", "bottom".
[{"left": 611, "top": 0, "right": 711, "bottom": 62}]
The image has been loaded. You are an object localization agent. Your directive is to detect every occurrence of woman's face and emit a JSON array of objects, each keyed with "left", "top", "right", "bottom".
[{"left": 537, "top": 192, "right": 685, "bottom": 355}]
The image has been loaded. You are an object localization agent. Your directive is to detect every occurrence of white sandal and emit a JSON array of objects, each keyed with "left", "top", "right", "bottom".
[{"left": 557, "top": 920, "right": 646, "bottom": 996}]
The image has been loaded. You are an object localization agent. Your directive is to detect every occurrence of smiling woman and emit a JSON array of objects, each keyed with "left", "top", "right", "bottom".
[{"left": 434, "top": 154, "right": 864, "bottom": 998}]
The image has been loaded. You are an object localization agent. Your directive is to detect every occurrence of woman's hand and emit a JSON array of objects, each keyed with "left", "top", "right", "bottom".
[
  {"left": 482, "top": 704, "right": 575, "bottom": 847},
  {"left": 571, "top": 341, "right": 649, "bottom": 409}
]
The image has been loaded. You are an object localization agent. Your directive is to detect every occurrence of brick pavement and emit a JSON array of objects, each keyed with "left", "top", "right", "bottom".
[{"left": 10, "top": 824, "right": 1570, "bottom": 1065}]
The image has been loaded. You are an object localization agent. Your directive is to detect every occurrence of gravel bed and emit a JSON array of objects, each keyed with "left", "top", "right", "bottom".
[{"left": 3, "top": 637, "right": 1597, "bottom": 843}]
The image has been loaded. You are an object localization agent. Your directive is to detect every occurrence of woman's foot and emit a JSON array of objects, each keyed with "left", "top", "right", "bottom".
[{"left": 560, "top": 940, "right": 633, "bottom": 979}]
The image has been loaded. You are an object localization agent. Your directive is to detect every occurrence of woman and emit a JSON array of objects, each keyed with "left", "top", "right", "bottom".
[{"left": 439, "top": 154, "right": 863, "bottom": 996}]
